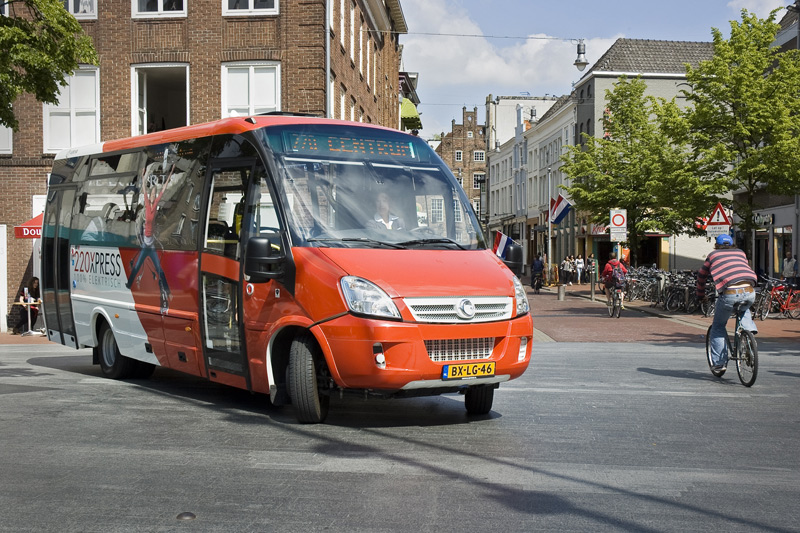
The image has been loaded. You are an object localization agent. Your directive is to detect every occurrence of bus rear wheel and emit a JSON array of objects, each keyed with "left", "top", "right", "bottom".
[
  {"left": 288, "top": 334, "right": 330, "bottom": 424},
  {"left": 98, "top": 323, "right": 138, "bottom": 379}
]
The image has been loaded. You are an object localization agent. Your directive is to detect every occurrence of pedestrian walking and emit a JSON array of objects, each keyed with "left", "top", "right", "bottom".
[
  {"left": 782, "top": 250, "right": 797, "bottom": 285},
  {"left": 575, "top": 255, "right": 585, "bottom": 285}
]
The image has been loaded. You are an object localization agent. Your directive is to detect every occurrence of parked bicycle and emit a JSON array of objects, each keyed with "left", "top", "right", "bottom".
[
  {"left": 705, "top": 300, "right": 758, "bottom": 386},
  {"left": 756, "top": 277, "right": 800, "bottom": 320}
]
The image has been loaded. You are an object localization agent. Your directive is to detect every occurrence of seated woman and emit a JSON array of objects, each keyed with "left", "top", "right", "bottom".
[{"left": 369, "top": 191, "right": 405, "bottom": 230}]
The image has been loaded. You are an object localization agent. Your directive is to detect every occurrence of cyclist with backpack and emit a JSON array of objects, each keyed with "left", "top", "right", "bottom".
[{"left": 600, "top": 252, "right": 628, "bottom": 308}]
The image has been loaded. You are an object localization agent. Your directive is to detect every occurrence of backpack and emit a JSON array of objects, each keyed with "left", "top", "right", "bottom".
[{"left": 611, "top": 263, "right": 626, "bottom": 288}]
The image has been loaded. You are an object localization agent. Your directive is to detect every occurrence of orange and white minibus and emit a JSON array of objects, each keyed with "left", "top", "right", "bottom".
[{"left": 41, "top": 114, "right": 532, "bottom": 423}]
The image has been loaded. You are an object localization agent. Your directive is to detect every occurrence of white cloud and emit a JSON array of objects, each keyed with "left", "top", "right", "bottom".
[
  {"left": 727, "top": 0, "right": 789, "bottom": 17},
  {"left": 401, "top": 0, "right": 618, "bottom": 136}
]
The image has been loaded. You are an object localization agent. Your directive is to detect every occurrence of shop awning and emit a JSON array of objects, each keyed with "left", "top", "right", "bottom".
[
  {"left": 14, "top": 213, "right": 43, "bottom": 239},
  {"left": 400, "top": 99, "right": 422, "bottom": 130}
]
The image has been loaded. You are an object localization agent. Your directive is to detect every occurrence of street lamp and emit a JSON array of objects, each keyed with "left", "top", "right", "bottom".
[
  {"left": 573, "top": 39, "right": 589, "bottom": 72},
  {"left": 547, "top": 166, "right": 552, "bottom": 284}
]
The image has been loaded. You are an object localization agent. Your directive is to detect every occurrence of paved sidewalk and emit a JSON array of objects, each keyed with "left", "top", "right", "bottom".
[{"left": 528, "top": 281, "right": 799, "bottom": 343}]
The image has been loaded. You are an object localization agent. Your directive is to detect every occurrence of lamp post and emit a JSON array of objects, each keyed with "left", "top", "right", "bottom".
[
  {"left": 547, "top": 166, "right": 552, "bottom": 284},
  {"left": 573, "top": 39, "right": 589, "bottom": 72}
]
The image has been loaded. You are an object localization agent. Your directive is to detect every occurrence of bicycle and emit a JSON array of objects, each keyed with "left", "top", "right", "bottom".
[
  {"left": 758, "top": 278, "right": 800, "bottom": 320},
  {"left": 705, "top": 300, "right": 758, "bottom": 386},
  {"left": 531, "top": 272, "right": 543, "bottom": 295},
  {"left": 607, "top": 285, "right": 623, "bottom": 318}
]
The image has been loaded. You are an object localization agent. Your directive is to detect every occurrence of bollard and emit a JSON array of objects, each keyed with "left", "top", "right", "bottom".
[{"left": 558, "top": 284, "right": 566, "bottom": 301}]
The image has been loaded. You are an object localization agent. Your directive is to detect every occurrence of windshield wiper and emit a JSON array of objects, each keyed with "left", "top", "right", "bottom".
[
  {"left": 396, "top": 238, "right": 466, "bottom": 250},
  {"left": 307, "top": 237, "right": 406, "bottom": 249}
]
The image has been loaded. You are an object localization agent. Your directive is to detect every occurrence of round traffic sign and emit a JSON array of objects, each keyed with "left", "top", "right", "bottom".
[{"left": 610, "top": 210, "right": 627, "bottom": 228}]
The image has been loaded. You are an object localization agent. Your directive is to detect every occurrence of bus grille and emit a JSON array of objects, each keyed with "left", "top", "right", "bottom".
[
  {"left": 404, "top": 296, "right": 512, "bottom": 323},
  {"left": 424, "top": 337, "right": 495, "bottom": 362}
]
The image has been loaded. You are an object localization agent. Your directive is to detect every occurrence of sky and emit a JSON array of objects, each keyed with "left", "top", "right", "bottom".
[{"left": 399, "top": 0, "right": 789, "bottom": 138}]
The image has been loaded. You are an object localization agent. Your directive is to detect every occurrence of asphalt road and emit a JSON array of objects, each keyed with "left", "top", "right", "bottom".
[{"left": 1, "top": 333, "right": 798, "bottom": 532}]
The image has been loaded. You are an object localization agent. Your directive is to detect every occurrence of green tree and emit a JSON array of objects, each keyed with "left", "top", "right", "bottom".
[
  {"left": 561, "top": 76, "right": 724, "bottom": 266},
  {"left": 679, "top": 9, "right": 800, "bottom": 256},
  {"left": 0, "top": 0, "right": 97, "bottom": 130}
]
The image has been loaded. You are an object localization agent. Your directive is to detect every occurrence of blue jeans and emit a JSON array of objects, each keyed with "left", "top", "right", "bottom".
[{"left": 709, "top": 290, "right": 757, "bottom": 367}]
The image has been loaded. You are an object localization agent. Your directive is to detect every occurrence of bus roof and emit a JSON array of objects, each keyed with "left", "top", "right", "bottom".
[{"left": 55, "top": 115, "right": 401, "bottom": 160}]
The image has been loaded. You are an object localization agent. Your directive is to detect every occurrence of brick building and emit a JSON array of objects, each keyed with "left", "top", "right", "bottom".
[
  {"left": 435, "top": 107, "right": 486, "bottom": 226},
  {"left": 0, "top": 0, "right": 408, "bottom": 328}
]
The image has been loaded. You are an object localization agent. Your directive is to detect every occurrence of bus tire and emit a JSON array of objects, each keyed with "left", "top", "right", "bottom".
[
  {"left": 288, "top": 334, "right": 329, "bottom": 424},
  {"left": 465, "top": 385, "right": 494, "bottom": 415},
  {"left": 98, "top": 323, "right": 137, "bottom": 380}
]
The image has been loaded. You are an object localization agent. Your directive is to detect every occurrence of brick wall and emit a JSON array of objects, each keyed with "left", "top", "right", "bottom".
[{"left": 1, "top": 0, "right": 404, "bottom": 313}]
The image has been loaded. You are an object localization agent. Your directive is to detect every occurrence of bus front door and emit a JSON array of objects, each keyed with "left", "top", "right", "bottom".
[
  {"left": 199, "top": 164, "right": 251, "bottom": 387},
  {"left": 41, "top": 188, "right": 79, "bottom": 348}
]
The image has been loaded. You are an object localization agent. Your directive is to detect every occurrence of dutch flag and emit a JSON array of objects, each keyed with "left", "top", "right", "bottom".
[
  {"left": 550, "top": 194, "right": 572, "bottom": 225},
  {"left": 493, "top": 232, "right": 512, "bottom": 259}
]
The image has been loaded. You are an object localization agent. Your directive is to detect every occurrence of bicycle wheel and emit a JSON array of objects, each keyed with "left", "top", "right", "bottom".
[
  {"left": 607, "top": 296, "right": 615, "bottom": 317},
  {"left": 705, "top": 325, "right": 727, "bottom": 377},
  {"left": 735, "top": 330, "right": 758, "bottom": 387},
  {"left": 700, "top": 298, "right": 715, "bottom": 317},
  {"left": 665, "top": 291, "right": 680, "bottom": 312},
  {"left": 614, "top": 292, "right": 622, "bottom": 318}
]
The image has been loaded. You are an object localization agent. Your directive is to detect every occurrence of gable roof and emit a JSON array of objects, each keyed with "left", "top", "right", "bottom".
[{"left": 586, "top": 38, "right": 713, "bottom": 76}]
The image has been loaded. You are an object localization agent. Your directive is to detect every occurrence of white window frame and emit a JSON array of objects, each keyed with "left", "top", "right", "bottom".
[
  {"left": 64, "top": 0, "right": 97, "bottom": 19},
  {"left": 221, "top": 61, "right": 281, "bottom": 118},
  {"left": 222, "top": 0, "right": 278, "bottom": 16},
  {"left": 130, "top": 63, "right": 190, "bottom": 137},
  {"left": 455, "top": 150, "right": 462, "bottom": 162},
  {"left": 473, "top": 150, "right": 485, "bottom": 162},
  {"left": 473, "top": 172, "right": 484, "bottom": 190},
  {"left": 0, "top": 126, "right": 11, "bottom": 155},
  {"left": 467, "top": 131, "right": 473, "bottom": 138},
  {"left": 43, "top": 67, "right": 100, "bottom": 154},
  {"left": 132, "top": 0, "right": 187, "bottom": 18},
  {"left": 349, "top": 1, "right": 355, "bottom": 62}
]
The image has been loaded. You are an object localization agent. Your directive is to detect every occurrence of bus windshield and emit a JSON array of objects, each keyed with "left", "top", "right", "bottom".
[{"left": 259, "top": 125, "right": 486, "bottom": 250}]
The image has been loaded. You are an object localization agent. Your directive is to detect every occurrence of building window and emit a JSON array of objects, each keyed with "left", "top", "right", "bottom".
[
  {"left": 455, "top": 150, "right": 462, "bottom": 162},
  {"left": 223, "top": 0, "right": 278, "bottom": 16},
  {"left": 456, "top": 176, "right": 463, "bottom": 186},
  {"left": 133, "top": 64, "right": 189, "bottom": 136},
  {"left": 467, "top": 131, "right": 473, "bottom": 138},
  {"left": 473, "top": 172, "right": 484, "bottom": 190},
  {"left": 473, "top": 150, "right": 485, "bottom": 162},
  {"left": 340, "top": 84, "right": 346, "bottom": 120},
  {"left": 64, "top": 0, "right": 97, "bottom": 19},
  {"left": 472, "top": 198, "right": 480, "bottom": 216},
  {"left": 0, "top": 126, "right": 11, "bottom": 154},
  {"left": 431, "top": 198, "right": 443, "bottom": 223},
  {"left": 349, "top": 1, "right": 355, "bottom": 62},
  {"left": 222, "top": 62, "right": 280, "bottom": 117},
  {"left": 133, "top": 0, "right": 186, "bottom": 17},
  {"left": 43, "top": 67, "right": 99, "bottom": 153},
  {"left": 339, "top": 0, "right": 345, "bottom": 47}
]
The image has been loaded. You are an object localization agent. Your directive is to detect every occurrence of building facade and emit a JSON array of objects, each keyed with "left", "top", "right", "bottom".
[
  {"left": 486, "top": 39, "right": 716, "bottom": 276},
  {"left": 435, "top": 107, "right": 486, "bottom": 223},
  {"left": 0, "top": 0, "right": 408, "bottom": 329}
]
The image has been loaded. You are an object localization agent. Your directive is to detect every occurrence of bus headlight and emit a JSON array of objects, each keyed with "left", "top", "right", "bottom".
[
  {"left": 513, "top": 276, "right": 529, "bottom": 316},
  {"left": 340, "top": 276, "right": 401, "bottom": 320}
]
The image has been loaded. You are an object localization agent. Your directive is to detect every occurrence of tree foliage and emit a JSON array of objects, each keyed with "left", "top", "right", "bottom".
[
  {"left": 561, "top": 76, "right": 724, "bottom": 266},
  {"left": 0, "top": 0, "right": 97, "bottom": 130},
  {"left": 678, "top": 9, "right": 800, "bottom": 255}
]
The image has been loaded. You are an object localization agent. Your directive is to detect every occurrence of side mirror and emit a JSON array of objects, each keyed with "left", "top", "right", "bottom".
[
  {"left": 503, "top": 242, "right": 523, "bottom": 278},
  {"left": 244, "top": 235, "right": 285, "bottom": 282}
]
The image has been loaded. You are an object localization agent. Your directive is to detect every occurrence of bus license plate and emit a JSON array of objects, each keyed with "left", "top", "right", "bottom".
[{"left": 442, "top": 362, "right": 495, "bottom": 380}]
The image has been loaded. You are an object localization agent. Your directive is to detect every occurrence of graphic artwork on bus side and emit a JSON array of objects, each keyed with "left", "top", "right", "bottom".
[{"left": 125, "top": 147, "right": 175, "bottom": 312}]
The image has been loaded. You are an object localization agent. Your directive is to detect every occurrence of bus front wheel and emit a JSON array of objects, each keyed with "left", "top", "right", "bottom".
[
  {"left": 288, "top": 334, "right": 330, "bottom": 424},
  {"left": 465, "top": 385, "right": 494, "bottom": 415},
  {"left": 98, "top": 323, "right": 137, "bottom": 380}
]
